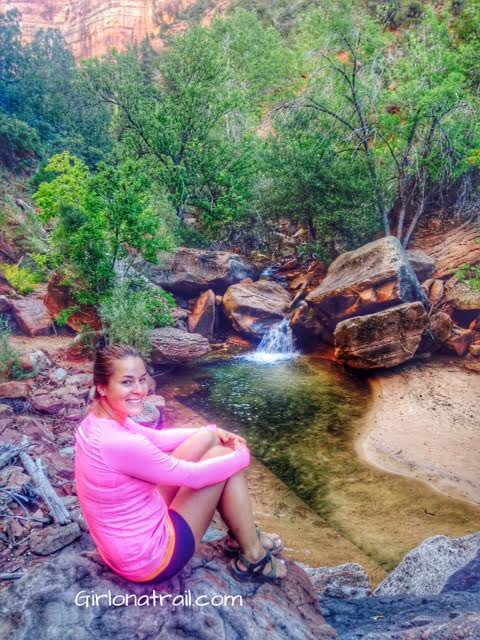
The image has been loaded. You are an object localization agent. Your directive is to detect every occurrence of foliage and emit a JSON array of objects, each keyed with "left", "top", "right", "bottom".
[
  {"left": 0, "top": 113, "right": 40, "bottom": 171},
  {"left": 33, "top": 152, "right": 170, "bottom": 304},
  {"left": 99, "top": 281, "right": 176, "bottom": 357},
  {"left": 1, "top": 263, "right": 42, "bottom": 294},
  {"left": 0, "top": 315, "right": 22, "bottom": 381},
  {"left": 55, "top": 305, "right": 81, "bottom": 326},
  {"left": 456, "top": 262, "right": 480, "bottom": 290}
]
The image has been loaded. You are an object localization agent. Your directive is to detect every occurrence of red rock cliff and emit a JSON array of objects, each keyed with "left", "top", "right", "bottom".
[{"left": 0, "top": 0, "right": 201, "bottom": 59}]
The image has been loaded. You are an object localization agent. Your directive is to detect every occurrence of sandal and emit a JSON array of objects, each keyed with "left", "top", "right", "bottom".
[
  {"left": 224, "top": 525, "right": 284, "bottom": 558},
  {"left": 228, "top": 550, "right": 285, "bottom": 584}
]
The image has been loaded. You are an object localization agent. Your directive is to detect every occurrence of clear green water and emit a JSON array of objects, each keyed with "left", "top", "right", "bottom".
[{"left": 168, "top": 355, "right": 480, "bottom": 570}]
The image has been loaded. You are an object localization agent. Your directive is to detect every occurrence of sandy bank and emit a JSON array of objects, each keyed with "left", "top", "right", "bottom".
[{"left": 357, "top": 358, "right": 480, "bottom": 506}]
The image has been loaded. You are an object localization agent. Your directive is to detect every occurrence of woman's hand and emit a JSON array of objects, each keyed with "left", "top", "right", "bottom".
[{"left": 216, "top": 427, "right": 247, "bottom": 449}]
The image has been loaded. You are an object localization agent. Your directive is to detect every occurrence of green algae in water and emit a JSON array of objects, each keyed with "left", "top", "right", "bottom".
[{"left": 190, "top": 357, "right": 368, "bottom": 516}]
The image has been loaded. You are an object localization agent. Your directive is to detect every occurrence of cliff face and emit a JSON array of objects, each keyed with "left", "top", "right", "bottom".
[{"left": 0, "top": 0, "right": 202, "bottom": 59}]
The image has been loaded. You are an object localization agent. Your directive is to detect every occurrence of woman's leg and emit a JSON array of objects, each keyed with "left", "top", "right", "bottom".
[
  {"left": 157, "top": 428, "right": 220, "bottom": 505},
  {"left": 170, "top": 445, "right": 287, "bottom": 578}
]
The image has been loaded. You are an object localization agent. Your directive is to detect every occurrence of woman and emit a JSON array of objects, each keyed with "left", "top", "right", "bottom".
[{"left": 74, "top": 344, "right": 287, "bottom": 584}]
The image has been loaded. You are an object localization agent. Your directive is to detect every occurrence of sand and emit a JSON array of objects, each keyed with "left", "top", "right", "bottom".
[{"left": 357, "top": 357, "right": 480, "bottom": 506}]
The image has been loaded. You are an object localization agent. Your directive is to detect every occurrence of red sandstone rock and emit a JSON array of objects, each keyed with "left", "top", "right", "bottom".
[
  {"left": 441, "top": 327, "right": 473, "bottom": 357},
  {"left": 0, "top": 295, "right": 12, "bottom": 313},
  {"left": 0, "top": 380, "right": 31, "bottom": 398},
  {"left": 334, "top": 302, "right": 429, "bottom": 369},
  {"left": 429, "top": 279, "right": 445, "bottom": 306},
  {"left": 10, "top": 297, "right": 53, "bottom": 336},
  {"left": 44, "top": 272, "right": 101, "bottom": 332},
  {"left": 223, "top": 279, "right": 291, "bottom": 339},
  {"left": 188, "top": 289, "right": 216, "bottom": 339},
  {"left": 0, "top": 269, "right": 14, "bottom": 295},
  {"left": 150, "top": 327, "right": 211, "bottom": 365}
]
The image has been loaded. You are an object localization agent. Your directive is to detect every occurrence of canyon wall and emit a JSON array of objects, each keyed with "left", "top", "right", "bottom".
[{"left": 0, "top": 0, "right": 202, "bottom": 59}]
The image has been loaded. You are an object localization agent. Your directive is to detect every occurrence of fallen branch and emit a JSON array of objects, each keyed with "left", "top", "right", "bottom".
[
  {"left": 19, "top": 437, "right": 71, "bottom": 525},
  {"left": 0, "top": 572, "right": 25, "bottom": 581}
]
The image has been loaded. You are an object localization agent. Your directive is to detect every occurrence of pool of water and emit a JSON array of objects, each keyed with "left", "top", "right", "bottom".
[{"left": 163, "top": 354, "right": 480, "bottom": 571}]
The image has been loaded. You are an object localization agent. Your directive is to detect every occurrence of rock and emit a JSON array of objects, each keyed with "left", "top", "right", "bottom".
[
  {"left": 30, "top": 394, "right": 67, "bottom": 415},
  {"left": 0, "top": 380, "right": 31, "bottom": 399},
  {"left": 0, "top": 232, "right": 18, "bottom": 262},
  {"left": 375, "top": 532, "right": 480, "bottom": 596},
  {"left": 140, "top": 248, "right": 257, "bottom": 295},
  {"left": 0, "top": 465, "right": 31, "bottom": 494},
  {"left": 188, "top": 289, "right": 216, "bottom": 339},
  {"left": 298, "top": 563, "right": 371, "bottom": 599},
  {"left": 29, "top": 523, "right": 82, "bottom": 556},
  {"left": 132, "top": 400, "right": 160, "bottom": 429},
  {"left": 418, "top": 311, "right": 453, "bottom": 353},
  {"left": 428, "top": 279, "right": 445, "bottom": 306},
  {"left": 10, "top": 297, "right": 53, "bottom": 336},
  {"left": 150, "top": 327, "right": 211, "bottom": 365},
  {"left": 49, "top": 368, "right": 69, "bottom": 384},
  {"left": 464, "top": 360, "right": 480, "bottom": 372},
  {"left": 334, "top": 302, "right": 429, "bottom": 369},
  {"left": 0, "top": 403, "right": 13, "bottom": 418},
  {"left": 441, "top": 326, "right": 473, "bottom": 357},
  {"left": 44, "top": 272, "right": 101, "bottom": 331},
  {"left": 21, "top": 350, "right": 52, "bottom": 372},
  {"left": 0, "top": 269, "right": 14, "bottom": 295},
  {"left": 445, "top": 276, "right": 480, "bottom": 310},
  {"left": 306, "top": 236, "right": 427, "bottom": 341},
  {"left": 64, "top": 373, "right": 92, "bottom": 388},
  {"left": 0, "top": 537, "right": 336, "bottom": 640},
  {"left": 223, "top": 280, "right": 292, "bottom": 339},
  {"left": 0, "top": 295, "right": 12, "bottom": 312},
  {"left": 406, "top": 249, "right": 436, "bottom": 283},
  {"left": 469, "top": 343, "right": 480, "bottom": 357},
  {"left": 291, "top": 301, "right": 329, "bottom": 348}
]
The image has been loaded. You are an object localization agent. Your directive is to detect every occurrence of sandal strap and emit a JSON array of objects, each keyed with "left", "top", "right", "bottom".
[{"left": 237, "top": 550, "right": 273, "bottom": 575}]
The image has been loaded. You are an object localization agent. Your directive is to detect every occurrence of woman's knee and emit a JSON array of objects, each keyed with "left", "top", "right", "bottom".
[{"left": 201, "top": 444, "right": 233, "bottom": 459}]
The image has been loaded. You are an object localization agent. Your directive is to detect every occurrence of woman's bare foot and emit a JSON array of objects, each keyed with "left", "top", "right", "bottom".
[{"left": 226, "top": 527, "right": 283, "bottom": 555}]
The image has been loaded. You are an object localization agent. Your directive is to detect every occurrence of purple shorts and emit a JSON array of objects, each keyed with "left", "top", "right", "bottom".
[{"left": 144, "top": 509, "right": 196, "bottom": 583}]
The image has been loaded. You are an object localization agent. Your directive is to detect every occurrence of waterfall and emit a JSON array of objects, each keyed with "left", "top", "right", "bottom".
[{"left": 243, "top": 317, "right": 298, "bottom": 362}]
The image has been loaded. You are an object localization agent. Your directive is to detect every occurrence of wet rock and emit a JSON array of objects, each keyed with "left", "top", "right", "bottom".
[
  {"left": 44, "top": 272, "right": 102, "bottom": 331},
  {"left": 306, "top": 236, "right": 427, "bottom": 341},
  {"left": 140, "top": 248, "right": 258, "bottom": 296},
  {"left": 334, "top": 302, "right": 429, "bottom": 369},
  {"left": 188, "top": 289, "right": 216, "bottom": 339},
  {"left": 0, "top": 537, "right": 335, "bottom": 640},
  {"left": 150, "top": 327, "right": 211, "bottom": 365},
  {"left": 223, "top": 279, "right": 291, "bottom": 339},
  {"left": 375, "top": 532, "right": 480, "bottom": 596},
  {"left": 291, "top": 301, "right": 329, "bottom": 348},
  {"left": 10, "top": 297, "right": 53, "bottom": 336},
  {"left": 299, "top": 563, "right": 371, "bottom": 599},
  {"left": 0, "top": 381, "right": 32, "bottom": 399},
  {"left": 406, "top": 249, "right": 436, "bottom": 283},
  {"left": 29, "top": 522, "right": 82, "bottom": 556}
]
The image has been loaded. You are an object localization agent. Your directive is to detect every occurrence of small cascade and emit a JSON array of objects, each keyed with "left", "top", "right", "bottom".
[{"left": 243, "top": 317, "right": 298, "bottom": 362}]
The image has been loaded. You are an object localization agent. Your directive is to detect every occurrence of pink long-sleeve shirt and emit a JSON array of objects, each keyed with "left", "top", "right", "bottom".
[{"left": 74, "top": 412, "right": 250, "bottom": 581}]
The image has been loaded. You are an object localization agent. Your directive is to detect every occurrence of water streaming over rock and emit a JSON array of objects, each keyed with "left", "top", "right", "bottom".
[{"left": 244, "top": 317, "right": 298, "bottom": 362}]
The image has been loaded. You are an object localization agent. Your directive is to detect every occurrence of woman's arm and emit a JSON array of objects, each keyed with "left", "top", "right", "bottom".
[
  {"left": 100, "top": 431, "right": 249, "bottom": 489},
  {"left": 128, "top": 421, "right": 217, "bottom": 452}
]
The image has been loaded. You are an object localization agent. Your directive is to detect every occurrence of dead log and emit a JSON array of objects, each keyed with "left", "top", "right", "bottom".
[
  {"left": 0, "top": 572, "right": 26, "bottom": 580},
  {"left": 19, "top": 437, "right": 71, "bottom": 525}
]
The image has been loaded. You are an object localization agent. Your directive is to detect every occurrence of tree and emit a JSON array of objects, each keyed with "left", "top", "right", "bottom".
[{"left": 33, "top": 152, "right": 170, "bottom": 303}]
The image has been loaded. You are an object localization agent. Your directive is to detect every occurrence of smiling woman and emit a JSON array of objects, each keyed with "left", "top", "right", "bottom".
[{"left": 74, "top": 343, "right": 287, "bottom": 585}]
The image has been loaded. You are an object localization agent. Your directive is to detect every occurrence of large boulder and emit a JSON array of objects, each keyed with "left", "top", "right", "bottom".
[
  {"left": 334, "top": 301, "right": 429, "bottom": 369},
  {"left": 0, "top": 536, "right": 336, "bottom": 640},
  {"left": 374, "top": 532, "right": 480, "bottom": 596},
  {"left": 223, "top": 279, "right": 292, "bottom": 339},
  {"left": 444, "top": 276, "right": 480, "bottom": 311},
  {"left": 306, "top": 236, "right": 427, "bottom": 342},
  {"left": 406, "top": 249, "right": 436, "bottom": 283},
  {"left": 10, "top": 296, "right": 53, "bottom": 336},
  {"left": 418, "top": 311, "right": 453, "bottom": 353},
  {"left": 188, "top": 289, "right": 216, "bottom": 339},
  {"left": 150, "top": 327, "right": 211, "bottom": 365},
  {"left": 44, "top": 272, "right": 101, "bottom": 332},
  {"left": 138, "top": 248, "right": 257, "bottom": 295}
]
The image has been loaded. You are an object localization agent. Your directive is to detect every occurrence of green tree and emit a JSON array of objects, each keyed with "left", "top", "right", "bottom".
[{"left": 33, "top": 152, "right": 171, "bottom": 303}]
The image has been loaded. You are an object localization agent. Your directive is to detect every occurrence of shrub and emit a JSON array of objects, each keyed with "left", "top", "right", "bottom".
[
  {"left": 55, "top": 305, "right": 81, "bottom": 326},
  {"left": 99, "top": 281, "right": 176, "bottom": 357},
  {"left": 0, "top": 315, "right": 22, "bottom": 381},
  {"left": 1, "top": 263, "right": 42, "bottom": 294},
  {"left": 456, "top": 263, "right": 480, "bottom": 290}
]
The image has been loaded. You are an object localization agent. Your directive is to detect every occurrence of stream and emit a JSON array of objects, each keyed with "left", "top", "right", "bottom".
[{"left": 161, "top": 353, "right": 480, "bottom": 571}]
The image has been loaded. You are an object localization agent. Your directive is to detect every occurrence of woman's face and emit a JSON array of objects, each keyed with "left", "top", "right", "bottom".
[{"left": 97, "top": 356, "right": 149, "bottom": 419}]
